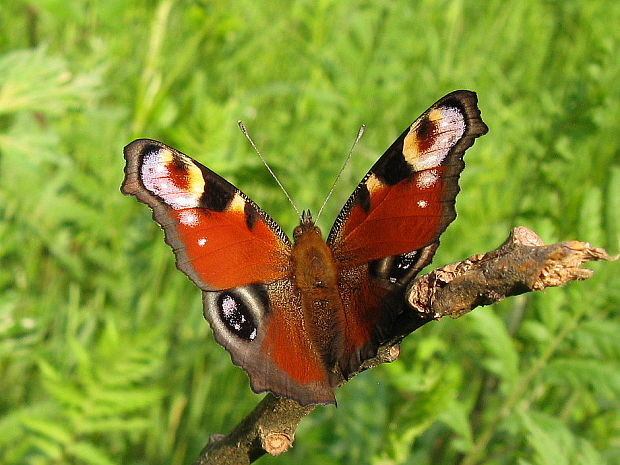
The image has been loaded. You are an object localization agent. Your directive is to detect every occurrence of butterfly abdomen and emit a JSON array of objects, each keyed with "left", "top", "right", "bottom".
[{"left": 291, "top": 222, "right": 346, "bottom": 379}]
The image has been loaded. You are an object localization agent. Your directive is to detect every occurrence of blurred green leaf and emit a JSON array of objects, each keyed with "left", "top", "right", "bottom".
[
  {"left": 518, "top": 410, "right": 606, "bottom": 465},
  {"left": 467, "top": 311, "right": 520, "bottom": 385},
  {"left": 0, "top": 46, "right": 99, "bottom": 116}
]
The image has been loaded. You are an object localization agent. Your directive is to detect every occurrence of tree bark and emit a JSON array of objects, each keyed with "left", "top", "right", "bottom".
[{"left": 193, "top": 227, "right": 615, "bottom": 465}]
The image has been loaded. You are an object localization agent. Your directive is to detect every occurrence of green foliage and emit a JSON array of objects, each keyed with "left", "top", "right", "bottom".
[{"left": 1, "top": 1, "right": 618, "bottom": 464}]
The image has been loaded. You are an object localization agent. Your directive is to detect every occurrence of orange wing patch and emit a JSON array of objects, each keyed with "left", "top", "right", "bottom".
[{"left": 170, "top": 207, "right": 290, "bottom": 290}]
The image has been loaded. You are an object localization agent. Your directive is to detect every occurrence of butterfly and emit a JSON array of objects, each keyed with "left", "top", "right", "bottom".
[{"left": 121, "top": 90, "right": 488, "bottom": 405}]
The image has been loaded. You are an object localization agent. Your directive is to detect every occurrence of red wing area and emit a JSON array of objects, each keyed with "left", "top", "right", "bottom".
[
  {"left": 122, "top": 139, "right": 291, "bottom": 291},
  {"left": 328, "top": 90, "right": 488, "bottom": 266}
]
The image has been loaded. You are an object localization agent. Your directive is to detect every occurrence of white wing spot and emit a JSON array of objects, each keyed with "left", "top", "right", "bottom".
[
  {"left": 221, "top": 296, "right": 245, "bottom": 332},
  {"left": 417, "top": 200, "right": 429, "bottom": 208},
  {"left": 221, "top": 295, "right": 236, "bottom": 317},
  {"left": 197, "top": 237, "right": 207, "bottom": 246},
  {"left": 416, "top": 170, "right": 439, "bottom": 189},
  {"left": 179, "top": 210, "right": 199, "bottom": 226}
]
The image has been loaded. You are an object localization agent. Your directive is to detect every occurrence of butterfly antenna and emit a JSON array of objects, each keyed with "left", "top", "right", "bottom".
[
  {"left": 316, "top": 124, "right": 366, "bottom": 222},
  {"left": 238, "top": 120, "right": 301, "bottom": 219}
]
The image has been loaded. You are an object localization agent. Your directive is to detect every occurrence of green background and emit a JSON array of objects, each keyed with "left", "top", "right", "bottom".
[{"left": 1, "top": 1, "right": 619, "bottom": 464}]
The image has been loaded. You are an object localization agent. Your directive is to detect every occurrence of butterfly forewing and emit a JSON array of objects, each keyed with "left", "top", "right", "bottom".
[
  {"left": 328, "top": 90, "right": 488, "bottom": 264},
  {"left": 122, "top": 139, "right": 292, "bottom": 291}
]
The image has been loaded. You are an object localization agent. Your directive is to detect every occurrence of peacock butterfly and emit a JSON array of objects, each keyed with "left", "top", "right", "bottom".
[{"left": 121, "top": 90, "right": 488, "bottom": 405}]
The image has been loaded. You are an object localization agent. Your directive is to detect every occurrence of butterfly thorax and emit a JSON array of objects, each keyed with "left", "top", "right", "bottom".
[
  {"left": 291, "top": 219, "right": 337, "bottom": 290},
  {"left": 291, "top": 214, "right": 345, "bottom": 370}
]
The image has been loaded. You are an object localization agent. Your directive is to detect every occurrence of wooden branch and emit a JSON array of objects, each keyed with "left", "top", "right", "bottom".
[
  {"left": 193, "top": 227, "right": 615, "bottom": 465},
  {"left": 407, "top": 226, "right": 614, "bottom": 319},
  {"left": 193, "top": 395, "right": 314, "bottom": 465}
]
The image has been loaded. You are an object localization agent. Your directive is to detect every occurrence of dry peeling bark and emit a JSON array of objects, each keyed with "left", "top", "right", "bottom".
[{"left": 194, "top": 227, "right": 615, "bottom": 465}]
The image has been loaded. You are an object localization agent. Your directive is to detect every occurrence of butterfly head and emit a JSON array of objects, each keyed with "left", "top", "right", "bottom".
[{"left": 293, "top": 209, "right": 322, "bottom": 243}]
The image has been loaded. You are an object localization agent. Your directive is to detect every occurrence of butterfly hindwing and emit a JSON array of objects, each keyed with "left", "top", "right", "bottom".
[{"left": 202, "top": 280, "right": 335, "bottom": 405}]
